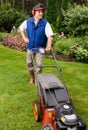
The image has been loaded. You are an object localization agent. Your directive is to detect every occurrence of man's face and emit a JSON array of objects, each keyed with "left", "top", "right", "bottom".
[{"left": 34, "top": 10, "right": 44, "bottom": 19}]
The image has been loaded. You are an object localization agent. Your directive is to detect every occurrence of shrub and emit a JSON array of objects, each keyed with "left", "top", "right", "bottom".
[
  {"left": 53, "top": 34, "right": 88, "bottom": 63},
  {"left": 0, "top": 33, "right": 2, "bottom": 41},
  {"left": 53, "top": 35, "right": 79, "bottom": 55},
  {"left": 0, "top": 4, "right": 29, "bottom": 33},
  {"left": 0, "top": 32, "right": 10, "bottom": 41},
  {"left": 2, "top": 35, "right": 27, "bottom": 51},
  {"left": 70, "top": 41, "right": 88, "bottom": 63},
  {"left": 62, "top": 5, "right": 88, "bottom": 36},
  {"left": 75, "top": 47, "right": 88, "bottom": 63}
]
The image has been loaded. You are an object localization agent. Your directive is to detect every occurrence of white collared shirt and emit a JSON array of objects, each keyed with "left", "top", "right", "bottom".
[{"left": 19, "top": 20, "right": 53, "bottom": 37}]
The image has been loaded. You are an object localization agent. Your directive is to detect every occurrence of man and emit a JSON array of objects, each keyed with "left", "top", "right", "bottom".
[{"left": 19, "top": 3, "right": 53, "bottom": 85}]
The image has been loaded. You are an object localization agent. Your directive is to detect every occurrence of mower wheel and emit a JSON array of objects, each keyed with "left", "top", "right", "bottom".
[{"left": 33, "top": 100, "right": 41, "bottom": 122}]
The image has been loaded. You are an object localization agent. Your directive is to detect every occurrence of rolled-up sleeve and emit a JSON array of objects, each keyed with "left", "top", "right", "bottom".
[
  {"left": 19, "top": 20, "right": 27, "bottom": 31},
  {"left": 45, "top": 22, "right": 53, "bottom": 37}
]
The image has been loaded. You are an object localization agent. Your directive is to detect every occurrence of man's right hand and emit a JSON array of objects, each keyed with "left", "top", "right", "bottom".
[{"left": 18, "top": 30, "right": 29, "bottom": 43}]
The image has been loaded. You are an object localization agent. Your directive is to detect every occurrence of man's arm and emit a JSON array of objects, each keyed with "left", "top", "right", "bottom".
[
  {"left": 45, "top": 22, "right": 53, "bottom": 51},
  {"left": 18, "top": 20, "right": 29, "bottom": 43},
  {"left": 46, "top": 36, "right": 53, "bottom": 51},
  {"left": 19, "top": 30, "right": 29, "bottom": 43}
]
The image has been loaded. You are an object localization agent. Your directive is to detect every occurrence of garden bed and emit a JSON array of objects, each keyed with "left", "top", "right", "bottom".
[{"left": 45, "top": 53, "right": 76, "bottom": 62}]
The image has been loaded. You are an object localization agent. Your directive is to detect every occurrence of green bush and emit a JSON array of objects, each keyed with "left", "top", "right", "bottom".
[
  {"left": 70, "top": 40, "right": 88, "bottom": 62},
  {"left": 82, "top": 35, "right": 88, "bottom": 41},
  {"left": 0, "top": 33, "right": 2, "bottom": 41},
  {"left": 0, "top": 32, "right": 10, "bottom": 41},
  {"left": 53, "top": 36, "right": 80, "bottom": 55},
  {"left": 62, "top": 5, "right": 88, "bottom": 36},
  {"left": 53, "top": 34, "right": 88, "bottom": 63},
  {"left": 75, "top": 47, "right": 88, "bottom": 63},
  {"left": 0, "top": 4, "right": 29, "bottom": 33}
]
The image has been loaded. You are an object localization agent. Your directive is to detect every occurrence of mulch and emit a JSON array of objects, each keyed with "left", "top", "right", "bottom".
[{"left": 45, "top": 53, "right": 76, "bottom": 62}]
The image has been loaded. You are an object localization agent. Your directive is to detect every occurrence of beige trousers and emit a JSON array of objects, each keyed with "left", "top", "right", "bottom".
[{"left": 26, "top": 49, "right": 45, "bottom": 73}]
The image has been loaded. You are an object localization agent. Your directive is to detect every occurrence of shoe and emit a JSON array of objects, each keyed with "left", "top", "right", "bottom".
[
  {"left": 29, "top": 78, "right": 34, "bottom": 84},
  {"left": 29, "top": 70, "right": 35, "bottom": 85}
]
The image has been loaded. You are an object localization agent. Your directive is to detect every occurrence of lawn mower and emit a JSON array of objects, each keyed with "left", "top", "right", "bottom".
[{"left": 32, "top": 48, "right": 86, "bottom": 130}]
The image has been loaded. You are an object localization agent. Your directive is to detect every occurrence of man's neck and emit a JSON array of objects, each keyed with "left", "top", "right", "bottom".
[{"left": 34, "top": 16, "right": 39, "bottom": 23}]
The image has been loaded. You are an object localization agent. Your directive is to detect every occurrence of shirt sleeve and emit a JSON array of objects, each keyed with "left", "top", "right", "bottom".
[
  {"left": 19, "top": 20, "right": 27, "bottom": 31},
  {"left": 45, "top": 22, "right": 53, "bottom": 37}
]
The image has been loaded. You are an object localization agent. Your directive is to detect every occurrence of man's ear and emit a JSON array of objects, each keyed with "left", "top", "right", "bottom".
[{"left": 32, "top": 10, "right": 35, "bottom": 16}]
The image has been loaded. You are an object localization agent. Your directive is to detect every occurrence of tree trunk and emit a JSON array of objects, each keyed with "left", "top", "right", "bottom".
[
  {"left": 0, "top": 0, "right": 4, "bottom": 4},
  {"left": 22, "top": 0, "right": 25, "bottom": 12},
  {"left": 12, "top": 0, "right": 15, "bottom": 8}
]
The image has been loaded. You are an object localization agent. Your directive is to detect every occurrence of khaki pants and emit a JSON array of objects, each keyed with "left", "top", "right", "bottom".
[{"left": 26, "top": 49, "right": 45, "bottom": 73}]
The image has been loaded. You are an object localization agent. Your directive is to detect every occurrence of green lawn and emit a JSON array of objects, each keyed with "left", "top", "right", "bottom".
[{"left": 0, "top": 44, "right": 88, "bottom": 130}]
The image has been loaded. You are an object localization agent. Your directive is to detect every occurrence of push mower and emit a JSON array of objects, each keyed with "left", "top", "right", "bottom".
[{"left": 32, "top": 48, "right": 86, "bottom": 130}]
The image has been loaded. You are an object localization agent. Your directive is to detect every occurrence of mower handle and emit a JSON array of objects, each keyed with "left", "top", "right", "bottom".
[
  {"left": 31, "top": 48, "right": 46, "bottom": 54},
  {"left": 31, "top": 48, "right": 52, "bottom": 55}
]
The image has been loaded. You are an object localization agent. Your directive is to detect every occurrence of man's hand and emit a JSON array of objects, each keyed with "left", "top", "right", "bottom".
[
  {"left": 45, "top": 46, "right": 51, "bottom": 51},
  {"left": 18, "top": 30, "right": 29, "bottom": 43},
  {"left": 23, "top": 37, "right": 29, "bottom": 43}
]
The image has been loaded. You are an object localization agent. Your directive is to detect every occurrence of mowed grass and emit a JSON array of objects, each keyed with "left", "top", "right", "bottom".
[{"left": 0, "top": 44, "right": 88, "bottom": 130}]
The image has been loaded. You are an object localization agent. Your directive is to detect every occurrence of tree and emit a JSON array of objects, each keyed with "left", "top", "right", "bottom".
[
  {"left": 57, "top": 0, "right": 71, "bottom": 33},
  {"left": 46, "top": 0, "right": 58, "bottom": 29}
]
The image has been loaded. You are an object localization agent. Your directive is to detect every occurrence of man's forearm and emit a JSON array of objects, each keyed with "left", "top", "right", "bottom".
[
  {"left": 19, "top": 30, "right": 29, "bottom": 43},
  {"left": 46, "top": 36, "right": 53, "bottom": 50}
]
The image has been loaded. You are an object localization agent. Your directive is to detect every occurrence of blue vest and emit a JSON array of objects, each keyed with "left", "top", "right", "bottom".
[{"left": 26, "top": 17, "right": 47, "bottom": 50}]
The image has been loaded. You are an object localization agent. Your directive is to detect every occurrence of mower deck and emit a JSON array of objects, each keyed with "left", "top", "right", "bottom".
[{"left": 37, "top": 74, "right": 69, "bottom": 107}]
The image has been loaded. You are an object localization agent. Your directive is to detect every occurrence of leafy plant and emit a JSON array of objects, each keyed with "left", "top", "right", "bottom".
[
  {"left": 74, "top": 47, "right": 88, "bottom": 63},
  {"left": 0, "top": 4, "right": 29, "bottom": 33},
  {"left": 53, "top": 35, "right": 81, "bottom": 56},
  {"left": 63, "top": 5, "right": 88, "bottom": 36},
  {"left": 70, "top": 41, "right": 88, "bottom": 62}
]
